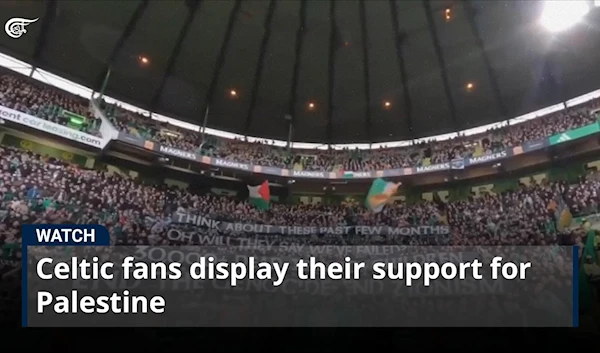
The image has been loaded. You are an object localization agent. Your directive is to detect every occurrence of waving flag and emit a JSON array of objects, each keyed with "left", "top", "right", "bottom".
[
  {"left": 365, "top": 178, "right": 400, "bottom": 213},
  {"left": 555, "top": 197, "right": 573, "bottom": 231},
  {"left": 248, "top": 181, "right": 270, "bottom": 211}
]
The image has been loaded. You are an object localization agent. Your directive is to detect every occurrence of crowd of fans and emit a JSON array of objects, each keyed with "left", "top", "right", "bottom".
[
  {"left": 101, "top": 95, "right": 600, "bottom": 171},
  {"left": 1, "top": 70, "right": 600, "bottom": 172},
  {"left": 0, "top": 72, "right": 101, "bottom": 136},
  {"left": 0, "top": 144, "right": 596, "bottom": 253}
]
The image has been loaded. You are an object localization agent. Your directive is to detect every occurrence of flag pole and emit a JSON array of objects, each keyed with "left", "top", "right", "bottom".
[
  {"left": 287, "top": 122, "right": 293, "bottom": 151},
  {"left": 97, "top": 66, "right": 112, "bottom": 102},
  {"left": 284, "top": 114, "right": 293, "bottom": 151},
  {"left": 201, "top": 105, "right": 210, "bottom": 143}
]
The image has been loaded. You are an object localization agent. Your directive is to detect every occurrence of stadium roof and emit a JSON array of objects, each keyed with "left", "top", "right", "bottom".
[{"left": 1, "top": 0, "right": 600, "bottom": 144}]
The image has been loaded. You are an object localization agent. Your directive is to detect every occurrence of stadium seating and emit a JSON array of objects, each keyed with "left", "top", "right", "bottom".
[
  {"left": 101, "top": 93, "right": 599, "bottom": 170},
  {"left": 1, "top": 70, "right": 599, "bottom": 172},
  {"left": 0, "top": 73, "right": 102, "bottom": 137},
  {"left": 0, "top": 143, "right": 596, "bottom": 249}
]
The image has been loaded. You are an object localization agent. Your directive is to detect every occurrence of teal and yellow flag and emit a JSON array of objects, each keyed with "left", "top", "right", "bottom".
[
  {"left": 555, "top": 197, "right": 573, "bottom": 231},
  {"left": 365, "top": 178, "right": 400, "bottom": 213}
]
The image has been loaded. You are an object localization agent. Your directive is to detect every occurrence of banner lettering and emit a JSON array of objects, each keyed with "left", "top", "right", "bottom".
[
  {"left": 291, "top": 170, "right": 326, "bottom": 178},
  {"left": 0, "top": 105, "right": 109, "bottom": 149},
  {"left": 213, "top": 158, "right": 250, "bottom": 170},
  {"left": 159, "top": 145, "right": 198, "bottom": 161},
  {"left": 172, "top": 212, "right": 451, "bottom": 236},
  {"left": 415, "top": 163, "right": 450, "bottom": 173},
  {"left": 467, "top": 151, "right": 508, "bottom": 165}
]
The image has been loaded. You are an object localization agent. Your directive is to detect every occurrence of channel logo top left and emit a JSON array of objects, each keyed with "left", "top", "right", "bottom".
[{"left": 5, "top": 17, "right": 38, "bottom": 39}]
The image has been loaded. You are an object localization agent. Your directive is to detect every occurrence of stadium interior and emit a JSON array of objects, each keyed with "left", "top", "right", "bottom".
[{"left": 0, "top": 0, "right": 600, "bottom": 340}]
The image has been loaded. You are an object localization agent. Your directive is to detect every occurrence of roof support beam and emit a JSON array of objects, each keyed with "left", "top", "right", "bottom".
[
  {"left": 244, "top": 0, "right": 277, "bottom": 133},
  {"left": 200, "top": 0, "right": 241, "bottom": 127},
  {"left": 423, "top": 0, "right": 460, "bottom": 130},
  {"left": 95, "top": 0, "right": 150, "bottom": 92},
  {"left": 389, "top": 0, "right": 414, "bottom": 139},
  {"left": 358, "top": 0, "right": 372, "bottom": 141},
  {"left": 32, "top": 0, "right": 58, "bottom": 66},
  {"left": 326, "top": 0, "right": 337, "bottom": 141},
  {"left": 287, "top": 0, "right": 308, "bottom": 125},
  {"left": 150, "top": 0, "right": 201, "bottom": 110},
  {"left": 464, "top": 1, "right": 508, "bottom": 119}
]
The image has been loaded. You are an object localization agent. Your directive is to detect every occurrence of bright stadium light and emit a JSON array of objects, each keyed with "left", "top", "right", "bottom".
[
  {"left": 596, "top": 0, "right": 600, "bottom": 8},
  {"left": 540, "top": 1, "right": 590, "bottom": 32}
]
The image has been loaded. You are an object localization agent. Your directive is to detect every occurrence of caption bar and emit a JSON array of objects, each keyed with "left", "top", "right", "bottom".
[{"left": 22, "top": 225, "right": 578, "bottom": 327}]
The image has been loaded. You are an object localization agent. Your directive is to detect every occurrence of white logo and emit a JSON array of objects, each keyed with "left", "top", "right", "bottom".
[
  {"left": 557, "top": 133, "right": 571, "bottom": 142},
  {"left": 5, "top": 17, "right": 38, "bottom": 39}
]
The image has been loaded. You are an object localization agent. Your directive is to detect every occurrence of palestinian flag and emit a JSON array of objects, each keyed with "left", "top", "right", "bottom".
[{"left": 248, "top": 181, "right": 270, "bottom": 210}]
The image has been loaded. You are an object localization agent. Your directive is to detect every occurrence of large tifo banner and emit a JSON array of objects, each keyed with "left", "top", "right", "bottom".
[
  {"left": 116, "top": 128, "right": 551, "bottom": 179},
  {"left": 171, "top": 212, "right": 451, "bottom": 236},
  {"left": 0, "top": 105, "right": 110, "bottom": 149}
]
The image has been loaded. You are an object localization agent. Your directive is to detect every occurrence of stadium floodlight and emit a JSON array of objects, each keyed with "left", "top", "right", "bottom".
[{"left": 540, "top": 0, "right": 590, "bottom": 32}]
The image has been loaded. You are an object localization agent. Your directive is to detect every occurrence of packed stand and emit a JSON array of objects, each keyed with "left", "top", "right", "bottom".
[
  {"left": 100, "top": 96, "right": 600, "bottom": 171},
  {"left": 0, "top": 145, "right": 596, "bottom": 253},
  {"left": 0, "top": 72, "right": 101, "bottom": 136}
]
